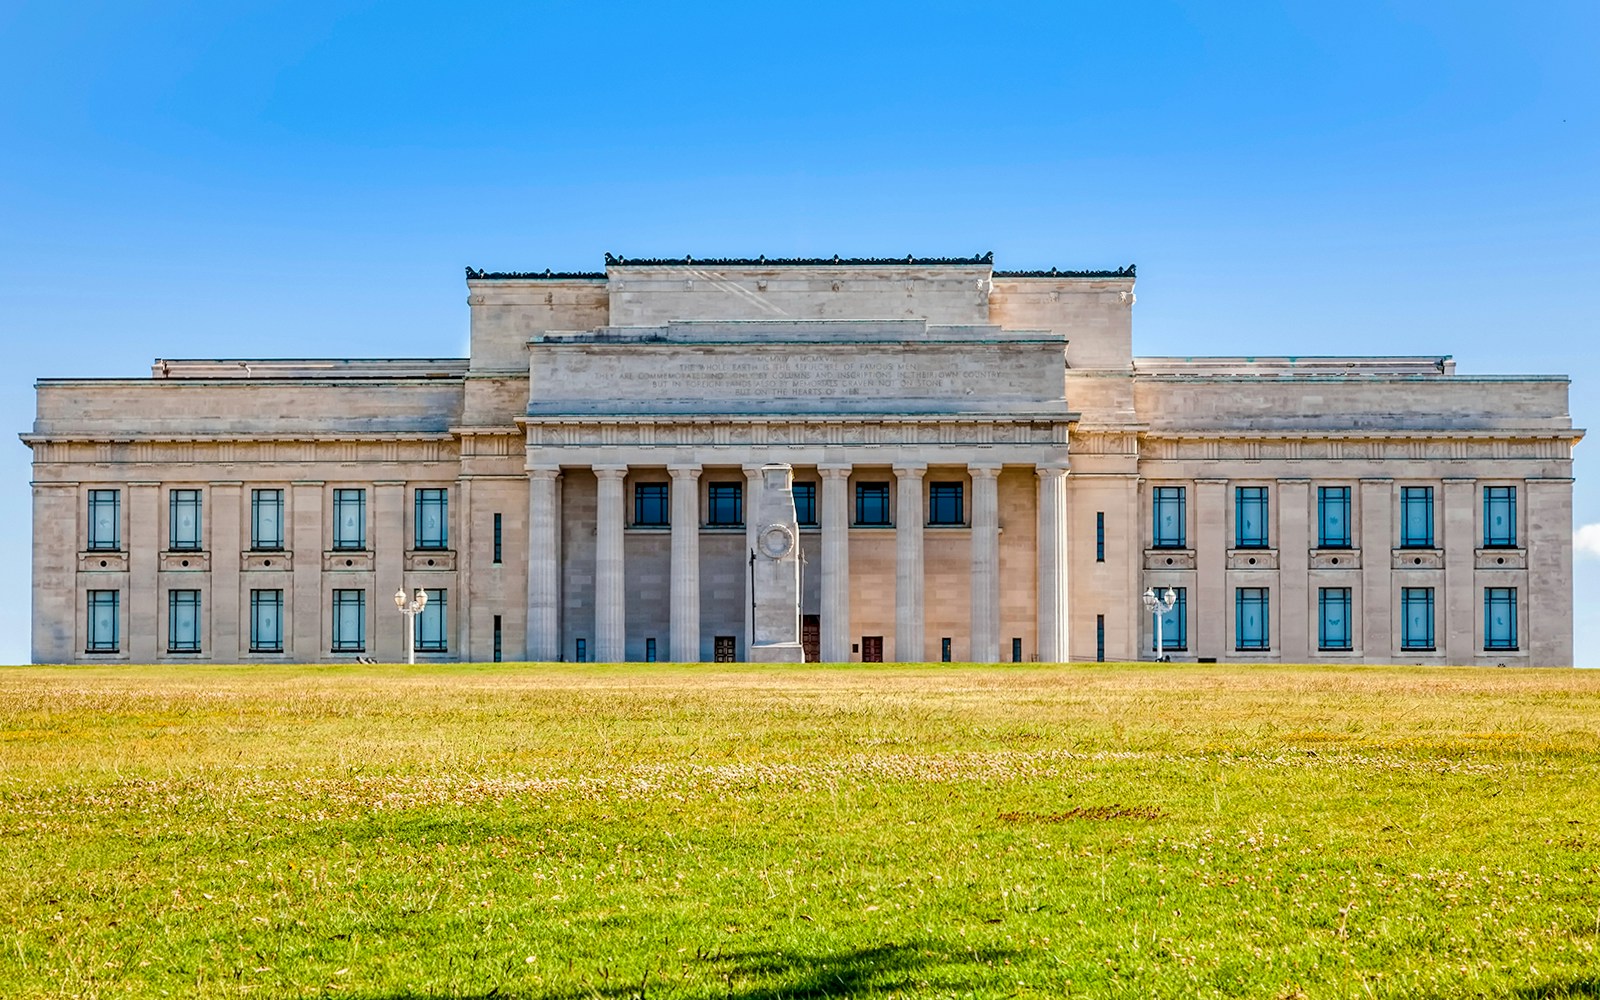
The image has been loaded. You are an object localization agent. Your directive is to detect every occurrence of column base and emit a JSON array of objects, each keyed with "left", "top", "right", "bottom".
[{"left": 749, "top": 642, "right": 806, "bottom": 663}]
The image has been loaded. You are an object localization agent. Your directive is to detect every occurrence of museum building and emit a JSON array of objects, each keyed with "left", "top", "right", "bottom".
[{"left": 24, "top": 254, "right": 1582, "bottom": 665}]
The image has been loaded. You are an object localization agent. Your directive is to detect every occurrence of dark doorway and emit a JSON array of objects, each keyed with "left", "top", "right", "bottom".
[
  {"left": 861, "top": 636, "right": 883, "bottom": 663},
  {"left": 714, "top": 635, "right": 737, "bottom": 663},
  {"left": 802, "top": 615, "right": 820, "bottom": 662}
]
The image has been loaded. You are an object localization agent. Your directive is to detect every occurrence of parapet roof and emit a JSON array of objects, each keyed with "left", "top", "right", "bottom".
[{"left": 464, "top": 253, "right": 1136, "bottom": 281}]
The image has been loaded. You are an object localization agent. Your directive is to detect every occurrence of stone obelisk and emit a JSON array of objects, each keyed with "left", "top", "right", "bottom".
[{"left": 748, "top": 463, "right": 806, "bottom": 663}]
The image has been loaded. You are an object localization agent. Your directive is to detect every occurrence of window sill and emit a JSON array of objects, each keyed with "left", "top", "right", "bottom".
[
  {"left": 1309, "top": 549, "right": 1361, "bottom": 570},
  {"left": 1227, "top": 548, "right": 1278, "bottom": 570},
  {"left": 1144, "top": 548, "right": 1196, "bottom": 570},
  {"left": 324, "top": 550, "right": 375, "bottom": 572},
  {"left": 78, "top": 551, "right": 129, "bottom": 572},
  {"left": 160, "top": 551, "right": 210, "bottom": 572},
  {"left": 405, "top": 550, "right": 456, "bottom": 571},
  {"left": 1392, "top": 548, "right": 1444, "bottom": 570},
  {"left": 242, "top": 551, "right": 292, "bottom": 571},
  {"left": 1475, "top": 548, "right": 1527, "bottom": 570}
]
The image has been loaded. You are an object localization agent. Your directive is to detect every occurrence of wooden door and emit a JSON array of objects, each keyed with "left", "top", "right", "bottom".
[
  {"left": 714, "top": 635, "right": 737, "bottom": 662},
  {"left": 861, "top": 636, "right": 883, "bottom": 663},
  {"left": 802, "top": 615, "right": 820, "bottom": 662}
]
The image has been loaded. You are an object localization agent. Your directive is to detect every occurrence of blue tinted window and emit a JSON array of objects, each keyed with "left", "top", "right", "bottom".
[
  {"left": 1153, "top": 487, "right": 1186, "bottom": 548},
  {"left": 855, "top": 483, "right": 890, "bottom": 526},
  {"left": 1318, "top": 487, "right": 1351, "bottom": 548},
  {"left": 1483, "top": 487, "right": 1516, "bottom": 548},
  {"left": 1235, "top": 487, "right": 1269, "bottom": 548},
  {"left": 1400, "top": 487, "right": 1434, "bottom": 548},
  {"left": 1235, "top": 588, "right": 1270, "bottom": 651},
  {"left": 1402, "top": 587, "right": 1435, "bottom": 651},
  {"left": 1318, "top": 587, "right": 1352, "bottom": 651},
  {"left": 415, "top": 589, "right": 447, "bottom": 652},
  {"left": 1484, "top": 588, "right": 1517, "bottom": 651},
  {"left": 167, "top": 589, "right": 201, "bottom": 653},
  {"left": 86, "top": 590, "right": 119, "bottom": 653}
]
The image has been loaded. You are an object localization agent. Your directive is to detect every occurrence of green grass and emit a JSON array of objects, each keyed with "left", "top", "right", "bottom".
[{"left": 1, "top": 662, "right": 1597, "bottom": 999}]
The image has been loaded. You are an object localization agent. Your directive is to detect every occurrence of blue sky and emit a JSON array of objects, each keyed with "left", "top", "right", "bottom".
[{"left": 1, "top": 1, "right": 1595, "bottom": 665}]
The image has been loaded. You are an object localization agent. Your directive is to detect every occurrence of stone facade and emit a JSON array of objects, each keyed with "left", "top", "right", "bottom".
[{"left": 23, "top": 255, "right": 1583, "bottom": 665}]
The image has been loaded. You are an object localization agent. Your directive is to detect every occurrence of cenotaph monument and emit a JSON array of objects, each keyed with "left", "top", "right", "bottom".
[{"left": 748, "top": 463, "right": 806, "bottom": 663}]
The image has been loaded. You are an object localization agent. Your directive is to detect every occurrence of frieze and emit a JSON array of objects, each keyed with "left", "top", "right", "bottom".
[
  {"left": 1139, "top": 432, "right": 1573, "bottom": 462},
  {"left": 520, "top": 417, "right": 1072, "bottom": 450},
  {"left": 993, "top": 265, "right": 1136, "bottom": 278},
  {"left": 603, "top": 252, "right": 995, "bottom": 268},
  {"left": 466, "top": 267, "right": 606, "bottom": 280}
]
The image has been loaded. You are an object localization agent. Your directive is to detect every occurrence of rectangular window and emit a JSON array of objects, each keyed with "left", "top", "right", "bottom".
[
  {"left": 167, "top": 589, "right": 201, "bottom": 653},
  {"left": 1152, "top": 487, "right": 1186, "bottom": 548},
  {"left": 493, "top": 614, "right": 503, "bottom": 663},
  {"left": 941, "top": 637, "right": 952, "bottom": 662},
  {"left": 1235, "top": 588, "right": 1270, "bottom": 651},
  {"left": 1318, "top": 587, "right": 1353, "bottom": 651},
  {"left": 1400, "top": 487, "right": 1434, "bottom": 548},
  {"left": 86, "top": 590, "right": 119, "bottom": 653},
  {"left": 793, "top": 482, "right": 818, "bottom": 527},
  {"left": 249, "top": 590, "right": 283, "bottom": 653},
  {"left": 707, "top": 483, "right": 743, "bottom": 527},
  {"left": 415, "top": 589, "right": 447, "bottom": 652},
  {"left": 492, "top": 512, "right": 503, "bottom": 564},
  {"left": 1485, "top": 587, "right": 1518, "bottom": 651},
  {"left": 1151, "top": 588, "right": 1188, "bottom": 652},
  {"left": 1235, "top": 487, "right": 1269, "bottom": 548},
  {"left": 1011, "top": 637, "right": 1023, "bottom": 663},
  {"left": 332, "top": 489, "right": 367, "bottom": 551},
  {"left": 168, "top": 489, "right": 203, "bottom": 551},
  {"left": 1096, "top": 614, "right": 1105, "bottom": 662},
  {"left": 414, "top": 488, "right": 448, "bottom": 550},
  {"left": 1483, "top": 487, "right": 1517, "bottom": 548},
  {"left": 1096, "top": 512, "right": 1105, "bottom": 562},
  {"left": 332, "top": 589, "right": 366, "bottom": 653},
  {"left": 1317, "top": 486, "right": 1352, "bottom": 548},
  {"left": 87, "top": 489, "right": 120, "bottom": 551},
  {"left": 251, "top": 489, "right": 285, "bottom": 551},
  {"left": 855, "top": 482, "right": 891, "bottom": 526},
  {"left": 645, "top": 637, "right": 657, "bottom": 662},
  {"left": 1401, "top": 587, "right": 1436, "bottom": 651},
  {"left": 575, "top": 638, "right": 587, "bottom": 663},
  {"left": 928, "top": 482, "right": 964, "bottom": 525},
  {"left": 634, "top": 483, "right": 669, "bottom": 527}
]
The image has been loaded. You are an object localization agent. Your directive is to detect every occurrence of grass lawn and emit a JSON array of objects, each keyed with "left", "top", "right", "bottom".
[{"left": 0, "top": 662, "right": 1597, "bottom": 999}]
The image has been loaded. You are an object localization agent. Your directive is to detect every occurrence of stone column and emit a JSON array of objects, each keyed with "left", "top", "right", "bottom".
[
  {"left": 1194, "top": 478, "right": 1228, "bottom": 660},
  {"left": 669, "top": 464, "right": 702, "bottom": 662},
  {"left": 127, "top": 482, "right": 159, "bottom": 662},
  {"left": 526, "top": 466, "right": 562, "bottom": 661},
  {"left": 969, "top": 463, "right": 1002, "bottom": 663},
  {"left": 1036, "top": 465, "right": 1070, "bottom": 662},
  {"left": 819, "top": 464, "right": 852, "bottom": 662},
  {"left": 455, "top": 477, "right": 472, "bottom": 661},
  {"left": 893, "top": 464, "right": 926, "bottom": 662},
  {"left": 593, "top": 465, "right": 628, "bottom": 662},
  {"left": 1443, "top": 478, "right": 1476, "bottom": 664}
]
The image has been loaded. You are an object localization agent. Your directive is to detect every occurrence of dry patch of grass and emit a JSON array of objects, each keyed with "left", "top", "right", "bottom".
[{"left": 0, "top": 661, "right": 1597, "bottom": 998}]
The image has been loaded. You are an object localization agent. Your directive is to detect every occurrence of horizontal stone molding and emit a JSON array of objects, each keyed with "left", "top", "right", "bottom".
[
  {"left": 1475, "top": 548, "right": 1527, "bottom": 570},
  {"left": 1393, "top": 548, "right": 1444, "bottom": 570},
  {"left": 1140, "top": 430, "right": 1578, "bottom": 463},
  {"left": 405, "top": 549, "right": 457, "bottom": 572},
  {"left": 1309, "top": 549, "right": 1361, "bottom": 570},
  {"left": 1144, "top": 548, "right": 1196, "bottom": 570},
  {"left": 78, "top": 551, "right": 127, "bottom": 572},
  {"left": 158, "top": 551, "right": 209, "bottom": 572},
  {"left": 241, "top": 551, "right": 292, "bottom": 571},
  {"left": 520, "top": 414, "right": 1074, "bottom": 449},
  {"left": 1227, "top": 548, "right": 1278, "bottom": 570},
  {"left": 324, "top": 550, "right": 375, "bottom": 572},
  {"left": 25, "top": 435, "right": 459, "bottom": 467}
]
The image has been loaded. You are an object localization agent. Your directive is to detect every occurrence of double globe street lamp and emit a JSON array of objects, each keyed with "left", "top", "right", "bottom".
[
  {"left": 1142, "top": 586, "right": 1178, "bottom": 663},
  {"left": 394, "top": 588, "right": 428, "bottom": 665}
]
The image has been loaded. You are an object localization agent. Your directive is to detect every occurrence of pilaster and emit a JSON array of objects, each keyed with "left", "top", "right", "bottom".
[
  {"left": 593, "top": 465, "right": 628, "bottom": 662},
  {"left": 819, "top": 464, "right": 852, "bottom": 662},
  {"left": 1442, "top": 478, "right": 1476, "bottom": 664},
  {"left": 1193, "top": 479, "right": 1227, "bottom": 660},
  {"left": 894, "top": 463, "right": 926, "bottom": 662},
  {"left": 526, "top": 466, "right": 562, "bottom": 661},
  {"left": 1036, "top": 465, "right": 1069, "bottom": 662},
  {"left": 968, "top": 463, "right": 1001, "bottom": 663},
  {"left": 669, "top": 464, "right": 702, "bottom": 662}
]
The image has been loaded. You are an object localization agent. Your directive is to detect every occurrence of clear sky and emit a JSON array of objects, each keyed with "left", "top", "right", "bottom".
[{"left": 2, "top": 1, "right": 1595, "bottom": 665}]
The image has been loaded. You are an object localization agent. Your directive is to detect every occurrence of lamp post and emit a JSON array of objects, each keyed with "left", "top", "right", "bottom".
[
  {"left": 394, "top": 587, "right": 428, "bottom": 665},
  {"left": 1142, "top": 586, "right": 1177, "bottom": 663}
]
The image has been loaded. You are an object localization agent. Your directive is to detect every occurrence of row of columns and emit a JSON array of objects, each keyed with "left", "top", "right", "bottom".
[{"left": 525, "top": 461, "right": 1071, "bottom": 663}]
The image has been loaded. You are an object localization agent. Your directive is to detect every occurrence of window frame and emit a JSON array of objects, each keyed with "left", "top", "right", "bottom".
[
  {"left": 331, "top": 589, "right": 367, "bottom": 653},
  {"left": 1235, "top": 587, "right": 1270, "bottom": 651},
  {"left": 927, "top": 482, "right": 965, "bottom": 526},
  {"left": 1096, "top": 512, "right": 1105, "bottom": 562},
  {"left": 413, "top": 488, "right": 449, "bottom": 550},
  {"left": 1484, "top": 587, "right": 1518, "bottom": 651},
  {"left": 1234, "top": 486, "right": 1270, "bottom": 549},
  {"left": 167, "top": 589, "right": 202, "bottom": 653},
  {"left": 1317, "top": 486, "right": 1352, "bottom": 549},
  {"left": 1317, "top": 587, "right": 1353, "bottom": 652},
  {"left": 249, "top": 589, "right": 284, "bottom": 653},
  {"left": 1401, "top": 587, "right": 1436, "bottom": 651},
  {"left": 1151, "top": 587, "right": 1188, "bottom": 652},
  {"left": 792, "top": 482, "right": 818, "bottom": 527},
  {"left": 168, "top": 489, "right": 203, "bottom": 552},
  {"left": 250, "top": 489, "right": 285, "bottom": 551},
  {"left": 706, "top": 482, "right": 744, "bottom": 527},
  {"left": 415, "top": 588, "right": 447, "bottom": 652},
  {"left": 86, "top": 590, "right": 120, "bottom": 653},
  {"left": 1152, "top": 486, "right": 1186, "bottom": 549},
  {"left": 854, "top": 482, "right": 891, "bottom": 527},
  {"left": 332, "top": 488, "right": 367, "bottom": 551},
  {"left": 1399, "top": 487, "right": 1435, "bottom": 549},
  {"left": 633, "top": 482, "right": 670, "bottom": 527},
  {"left": 492, "top": 512, "right": 503, "bottom": 564},
  {"left": 1483, "top": 486, "right": 1517, "bottom": 549},
  {"left": 87, "top": 489, "right": 121, "bottom": 552}
]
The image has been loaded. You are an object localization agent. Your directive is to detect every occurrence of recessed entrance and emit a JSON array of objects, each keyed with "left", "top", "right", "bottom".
[{"left": 861, "top": 636, "right": 883, "bottom": 663}]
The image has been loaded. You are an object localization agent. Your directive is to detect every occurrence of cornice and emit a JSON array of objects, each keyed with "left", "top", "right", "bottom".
[{"left": 604, "top": 252, "right": 994, "bottom": 268}]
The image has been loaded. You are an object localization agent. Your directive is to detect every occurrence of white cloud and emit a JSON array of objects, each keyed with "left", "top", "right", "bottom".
[{"left": 1576, "top": 524, "right": 1600, "bottom": 560}]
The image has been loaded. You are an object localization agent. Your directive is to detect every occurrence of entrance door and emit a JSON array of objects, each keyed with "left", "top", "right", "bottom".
[
  {"left": 714, "top": 635, "right": 737, "bottom": 662},
  {"left": 802, "top": 615, "right": 820, "bottom": 662},
  {"left": 861, "top": 636, "right": 883, "bottom": 663}
]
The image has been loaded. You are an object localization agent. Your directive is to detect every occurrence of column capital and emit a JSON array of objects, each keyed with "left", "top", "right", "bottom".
[
  {"left": 742, "top": 464, "right": 765, "bottom": 479},
  {"left": 592, "top": 465, "right": 629, "bottom": 481},
  {"left": 968, "top": 462, "right": 1003, "bottom": 479},
  {"left": 892, "top": 463, "right": 927, "bottom": 479},
  {"left": 668, "top": 464, "right": 702, "bottom": 479},
  {"left": 817, "top": 463, "right": 853, "bottom": 480},
  {"left": 1035, "top": 464, "right": 1070, "bottom": 480},
  {"left": 528, "top": 465, "right": 563, "bottom": 481}
]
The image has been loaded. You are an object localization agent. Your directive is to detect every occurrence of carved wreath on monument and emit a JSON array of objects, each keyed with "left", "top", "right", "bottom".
[{"left": 758, "top": 523, "right": 796, "bottom": 559}]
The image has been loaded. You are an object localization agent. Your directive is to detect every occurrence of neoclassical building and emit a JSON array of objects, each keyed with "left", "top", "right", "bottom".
[{"left": 24, "top": 254, "right": 1582, "bottom": 665}]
